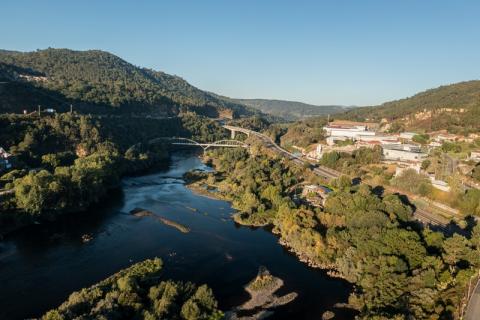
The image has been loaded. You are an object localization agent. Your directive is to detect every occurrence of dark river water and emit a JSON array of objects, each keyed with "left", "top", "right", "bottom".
[{"left": 0, "top": 152, "right": 354, "bottom": 320}]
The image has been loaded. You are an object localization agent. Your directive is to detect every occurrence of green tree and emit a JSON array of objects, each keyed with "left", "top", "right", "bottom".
[
  {"left": 421, "top": 159, "right": 431, "bottom": 171},
  {"left": 459, "top": 189, "right": 480, "bottom": 216},
  {"left": 391, "top": 169, "right": 433, "bottom": 196},
  {"left": 442, "top": 234, "right": 473, "bottom": 266},
  {"left": 412, "top": 134, "right": 430, "bottom": 145}
]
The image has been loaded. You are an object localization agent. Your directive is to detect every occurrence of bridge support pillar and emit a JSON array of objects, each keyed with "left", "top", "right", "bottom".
[{"left": 231, "top": 130, "right": 236, "bottom": 139}]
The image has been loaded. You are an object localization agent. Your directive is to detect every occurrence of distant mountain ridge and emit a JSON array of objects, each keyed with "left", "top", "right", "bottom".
[
  {"left": 0, "top": 48, "right": 258, "bottom": 118},
  {"left": 338, "top": 80, "right": 480, "bottom": 133},
  {"left": 229, "top": 98, "right": 350, "bottom": 121}
]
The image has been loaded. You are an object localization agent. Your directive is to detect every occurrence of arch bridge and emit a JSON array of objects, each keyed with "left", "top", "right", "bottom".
[{"left": 150, "top": 137, "right": 248, "bottom": 151}]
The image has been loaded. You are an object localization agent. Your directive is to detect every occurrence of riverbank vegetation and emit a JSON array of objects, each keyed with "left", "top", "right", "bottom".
[
  {"left": 0, "top": 112, "right": 227, "bottom": 233},
  {"left": 42, "top": 258, "right": 223, "bottom": 320},
  {"left": 202, "top": 145, "right": 304, "bottom": 227},
  {"left": 195, "top": 146, "right": 480, "bottom": 319}
]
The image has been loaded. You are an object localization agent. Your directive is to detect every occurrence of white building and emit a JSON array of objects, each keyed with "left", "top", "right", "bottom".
[
  {"left": 382, "top": 144, "right": 427, "bottom": 162},
  {"left": 470, "top": 151, "right": 480, "bottom": 162},
  {"left": 356, "top": 134, "right": 400, "bottom": 144},
  {"left": 433, "top": 133, "right": 460, "bottom": 142},
  {"left": 400, "top": 132, "right": 416, "bottom": 140},
  {"left": 326, "top": 136, "right": 349, "bottom": 146},
  {"left": 306, "top": 144, "right": 323, "bottom": 160},
  {"left": 313, "top": 144, "right": 323, "bottom": 159},
  {"left": 323, "top": 124, "right": 375, "bottom": 139},
  {"left": 429, "top": 175, "right": 451, "bottom": 192}
]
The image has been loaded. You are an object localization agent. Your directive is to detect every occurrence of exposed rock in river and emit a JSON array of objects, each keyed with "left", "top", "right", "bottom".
[
  {"left": 129, "top": 208, "right": 190, "bottom": 233},
  {"left": 130, "top": 208, "right": 153, "bottom": 217},
  {"left": 322, "top": 310, "right": 335, "bottom": 320}
]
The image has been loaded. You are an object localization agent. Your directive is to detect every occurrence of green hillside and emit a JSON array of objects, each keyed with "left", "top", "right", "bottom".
[
  {"left": 0, "top": 49, "right": 257, "bottom": 118},
  {"left": 231, "top": 98, "right": 348, "bottom": 121},
  {"left": 339, "top": 80, "right": 480, "bottom": 133}
]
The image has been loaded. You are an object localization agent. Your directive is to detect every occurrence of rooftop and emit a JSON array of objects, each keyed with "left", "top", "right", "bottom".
[{"left": 382, "top": 144, "right": 424, "bottom": 153}]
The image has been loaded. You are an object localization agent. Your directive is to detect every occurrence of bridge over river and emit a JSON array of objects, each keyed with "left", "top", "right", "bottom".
[{"left": 149, "top": 137, "right": 248, "bottom": 151}]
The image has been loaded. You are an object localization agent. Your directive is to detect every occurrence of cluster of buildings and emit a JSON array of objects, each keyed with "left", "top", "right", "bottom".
[
  {"left": 382, "top": 144, "right": 426, "bottom": 162},
  {"left": 305, "top": 121, "right": 429, "bottom": 163},
  {"left": 297, "top": 120, "right": 480, "bottom": 204},
  {"left": 300, "top": 121, "right": 480, "bottom": 194}
]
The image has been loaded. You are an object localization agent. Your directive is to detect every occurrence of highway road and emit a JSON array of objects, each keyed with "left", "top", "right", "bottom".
[{"left": 224, "top": 125, "right": 340, "bottom": 179}]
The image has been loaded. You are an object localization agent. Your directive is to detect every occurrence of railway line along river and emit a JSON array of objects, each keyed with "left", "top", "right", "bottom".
[{"left": 0, "top": 152, "right": 354, "bottom": 319}]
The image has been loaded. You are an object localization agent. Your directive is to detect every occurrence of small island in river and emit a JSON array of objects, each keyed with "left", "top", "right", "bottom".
[
  {"left": 130, "top": 208, "right": 190, "bottom": 233},
  {"left": 225, "top": 267, "right": 298, "bottom": 320}
]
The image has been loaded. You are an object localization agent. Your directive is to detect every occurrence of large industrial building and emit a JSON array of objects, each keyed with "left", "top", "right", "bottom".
[{"left": 382, "top": 144, "right": 427, "bottom": 162}]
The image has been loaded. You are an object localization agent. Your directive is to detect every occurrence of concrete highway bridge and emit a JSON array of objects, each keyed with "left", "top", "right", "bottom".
[{"left": 223, "top": 125, "right": 341, "bottom": 179}]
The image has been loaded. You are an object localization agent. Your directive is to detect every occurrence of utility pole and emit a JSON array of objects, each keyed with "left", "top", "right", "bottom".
[{"left": 38, "top": 105, "right": 41, "bottom": 116}]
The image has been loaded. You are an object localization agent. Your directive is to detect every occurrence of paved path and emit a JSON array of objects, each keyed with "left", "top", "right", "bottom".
[{"left": 465, "top": 279, "right": 480, "bottom": 320}]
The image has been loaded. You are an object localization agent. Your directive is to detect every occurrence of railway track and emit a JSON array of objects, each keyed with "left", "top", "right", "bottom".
[{"left": 413, "top": 208, "right": 449, "bottom": 232}]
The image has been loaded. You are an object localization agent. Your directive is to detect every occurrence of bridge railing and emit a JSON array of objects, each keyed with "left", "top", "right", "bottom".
[{"left": 150, "top": 137, "right": 248, "bottom": 150}]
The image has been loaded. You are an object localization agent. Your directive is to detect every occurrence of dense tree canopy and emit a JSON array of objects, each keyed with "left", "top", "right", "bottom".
[{"left": 42, "top": 258, "right": 223, "bottom": 320}]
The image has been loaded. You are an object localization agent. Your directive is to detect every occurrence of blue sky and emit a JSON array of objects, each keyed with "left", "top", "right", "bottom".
[{"left": 1, "top": 0, "right": 479, "bottom": 105}]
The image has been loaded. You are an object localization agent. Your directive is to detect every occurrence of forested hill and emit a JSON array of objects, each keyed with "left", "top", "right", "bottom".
[
  {"left": 0, "top": 48, "right": 258, "bottom": 118},
  {"left": 338, "top": 80, "right": 480, "bottom": 133},
  {"left": 231, "top": 98, "right": 348, "bottom": 121}
]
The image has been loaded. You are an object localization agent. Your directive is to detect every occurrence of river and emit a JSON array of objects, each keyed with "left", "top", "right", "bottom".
[{"left": 0, "top": 152, "right": 354, "bottom": 319}]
